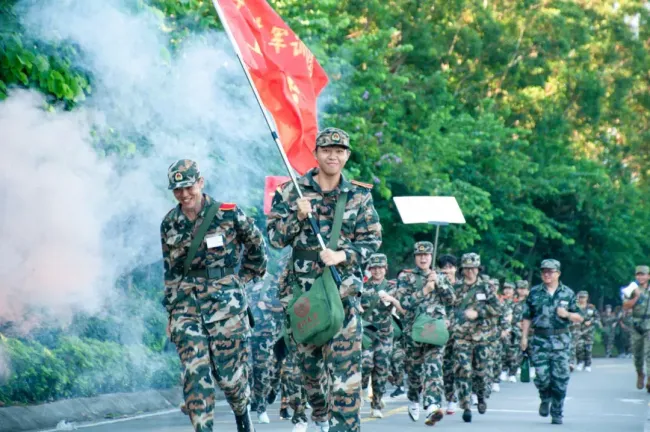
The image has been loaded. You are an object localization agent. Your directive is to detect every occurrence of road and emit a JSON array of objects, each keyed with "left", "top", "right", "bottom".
[{"left": 49, "top": 358, "right": 647, "bottom": 432}]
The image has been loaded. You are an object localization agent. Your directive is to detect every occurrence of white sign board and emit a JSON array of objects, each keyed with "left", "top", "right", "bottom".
[{"left": 393, "top": 196, "right": 466, "bottom": 225}]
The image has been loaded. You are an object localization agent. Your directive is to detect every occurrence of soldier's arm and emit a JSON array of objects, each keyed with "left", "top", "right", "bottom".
[
  {"left": 566, "top": 293, "right": 584, "bottom": 323},
  {"left": 476, "top": 287, "right": 501, "bottom": 319},
  {"left": 161, "top": 220, "right": 183, "bottom": 290},
  {"left": 436, "top": 276, "right": 456, "bottom": 307},
  {"left": 266, "top": 184, "right": 303, "bottom": 249},
  {"left": 360, "top": 287, "right": 381, "bottom": 312},
  {"left": 396, "top": 274, "right": 419, "bottom": 312},
  {"left": 234, "top": 207, "right": 267, "bottom": 282},
  {"left": 340, "top": 191, "right": 382, "bottom": 267}
]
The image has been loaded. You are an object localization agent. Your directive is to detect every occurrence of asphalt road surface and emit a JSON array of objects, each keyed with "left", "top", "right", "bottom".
[{"left": 48, "top": 358, "right": 648, "bottom": 432}]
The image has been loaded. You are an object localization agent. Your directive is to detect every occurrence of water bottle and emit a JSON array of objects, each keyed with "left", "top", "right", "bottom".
[{"left": 520, "top": 351, "right": 531, "bottom": 383}]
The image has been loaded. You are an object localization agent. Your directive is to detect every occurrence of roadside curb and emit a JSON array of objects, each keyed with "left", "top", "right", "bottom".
[{"left": 0, "top": 387, "right": 225, "bottom": 432}]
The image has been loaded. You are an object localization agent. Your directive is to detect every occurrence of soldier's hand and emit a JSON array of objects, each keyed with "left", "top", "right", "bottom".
[
  {"left": 556, "top": 307, "right": 569, "bottom": 319},
  {"left": 395, "top": 304, "right": 406, "bottom": 315},
  {"left": 320, "top": 248, "right": 346, "bottom": 266},
  {"left": 520, "top": 336, "right": 528, "bottom": 351},
  {"left": 296, "top": 198, "right": 313, "bottom": 221},
  {"left": 464, "top": 308, "right": 479, "bottom": 321}
]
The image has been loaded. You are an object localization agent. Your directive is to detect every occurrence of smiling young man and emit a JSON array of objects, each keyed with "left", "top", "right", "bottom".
[
  {"left": 521, "top": 259, "right": 583, "bottom": 425},
  {"left": 267, "top": 128, "right": 382, "bottom": 432},
  {"left": 622, "top": 265, "right": 650, "bottom": 391},
  {"left": 160, "top": 159, "right": 267, "bottom": 432}
]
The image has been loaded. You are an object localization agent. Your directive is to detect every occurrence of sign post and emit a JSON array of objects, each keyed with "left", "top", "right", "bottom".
[{"left": 393, "top": 196, "right": 466, "bottom": 265}]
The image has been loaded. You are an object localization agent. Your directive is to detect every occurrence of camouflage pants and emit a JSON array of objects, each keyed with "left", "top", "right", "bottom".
[
  {"left": 389, "top": 334, "right": 406, "bottom": 387},
  {"left": 404, "top": 335, "right": 444, "bottom": 408},
  {"left": 477, "top": 341, "right": 497, "bottom": 399},
  {"left": 491, "top": 339, "right": 505, "bottom": 382},
  {"left": 280, "top": 340, "right": 307, "bottom": 417},
  {"left": 529, "top": 335, "right": 571, "bottom": 418},
  {"left": 170, "top": 313, "right": 250, "bottom": 432},
  {"left": 361, "top": 329, "right": 393, "bottom": 409},
  {"left": 443, "top": 338, "right": 457, "bottom": 402},
  {"left": 575, "top": 336, "right": 593, "bottom": 367},
  {"left": 504, "top": 334, "right": 521, "bottom": 376},
  {"left": 455, "top": 339, "right": 490, "bottom": 410},
  {"left": 251, "top": 333, "right": 277, "bottom": 413},
  {"left": 631, "top": 330, "right": 650, "bottom": 376},
  {"left": 570, "top": 330, "right": 580, "bottom": 365},
  {"left": 604, "top": 329, "right": 616, "bottom": 357},
  {"left": 296, "top": 306, "right": 362, "bottom": 432}
]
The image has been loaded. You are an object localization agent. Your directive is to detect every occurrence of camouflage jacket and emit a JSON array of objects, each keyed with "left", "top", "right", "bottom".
[
  {"left": 360, "top": 278, "right": 398, "bottom": 331},
  {"left": 631, "top": 286, "right": 650, "bottom": 333},
  {"left": 523, "top": 282, "right": 578, "bottom": 350},
  {"left": 601, "top": 313, "right": 618, "bottom": 330},
  {"left": 511, "top": 299, "right": 526, "bottom": 338},
  {"left": 249, "top": 276, "right": 283, "bottom": 336},
  {"left": 451, "top": 279, "right": 500, "bottom": 342},
  {"left": 160, "top": 194, "right": 267, "bottom": 324},
  {"left": 499, "top": 298, "right": 515, "bottom": 336},
  {"left": 266, "top": 168, "right": 382, "bottom": 303},
  {"left": 396, "top": 268, "right": 455, "bottom": 335},
  {"left": 577, "top": 304, "right": 601, "bottom": 337}
]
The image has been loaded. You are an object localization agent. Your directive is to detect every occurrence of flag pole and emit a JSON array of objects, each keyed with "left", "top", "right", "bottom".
[{"left": 210, "top": 0, "right": 342, "bottom": 285}]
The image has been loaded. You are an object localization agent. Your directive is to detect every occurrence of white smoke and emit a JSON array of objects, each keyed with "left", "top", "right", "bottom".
[{"left": 0, "top": 0, "right": 284, "bottom": 328}]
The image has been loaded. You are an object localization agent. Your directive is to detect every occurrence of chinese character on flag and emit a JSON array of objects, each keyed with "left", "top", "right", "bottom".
[
  {"left": 214, "top": 0, "right": 329, "bottom": 175},
  {"left": 264, "top": 175, "right": 291, "bottom": 215}
]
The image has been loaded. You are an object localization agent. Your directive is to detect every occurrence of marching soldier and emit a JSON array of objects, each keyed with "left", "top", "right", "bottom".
[
  {"left": 622, "top": 265, "right": 650, "bottom": 391},
  {"left": 601, "top": 305, "right": 617, "bottom": 358},
  {"left": 438, "top": 254, "right": 460, "bottom": 415},
  {"left": 504, "top": 280, "right": 529, "bottom": 382},
  {"left": 396, "top": 241, "right": 455, "bottom": 426},
  {"left": 452, "top": 253, "right": 501, "bottom": 423},
  {"left": 267, "top": 127, "right": 382, "bottom": 432},
  {"left": 574, "top": 291, "right": 600, "bottom": 372},
  {"left": 496, "top": 282, "right": 516, "bottom": 386},
  {"left": 521, "top": 259, "right": 583, "bottom": 425},
  {"left": 161, "top": 159, "right": 267, "bottom": 432}
]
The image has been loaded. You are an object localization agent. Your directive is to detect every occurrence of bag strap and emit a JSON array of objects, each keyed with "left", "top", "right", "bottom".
[
  {"left": 328, "top": 192, "right": 349, "bottom": 249},
  {"left": 457, "top": 283, "right": 482, "bottom": 311},
  {"left": 183, "top": 202, "right": 220, "bottom": 277}
]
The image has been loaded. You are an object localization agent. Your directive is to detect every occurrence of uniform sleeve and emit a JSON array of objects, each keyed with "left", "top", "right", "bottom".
[
  {"left": 360, "top": 288, "right": 381, "bottom": 312},
  {"left": 522, "top": 294, "right": 533, "bottom": 320},
  {"left": 235, "top": 207, "right": 267, "bottom": 282},
  {"left": 266, "top": 185, "right": 303, "bottom": 249},
  {"left": 161, "top": 220, "right": 182, "bottom": 291},
  {"left": 396, "top": 274, "right": 419, "bottom": 313},
  {"left": 340, "top": 191, "right": 382, "bottom": 267},
  {"left": 567, "top": 291, "right": 579, "bottom": 313},
  {"left": 436, "top": 275, "right": 456, "bottom": 307},
  {"left": 476, "top": 286, "right": 501, "bottom": 320}
]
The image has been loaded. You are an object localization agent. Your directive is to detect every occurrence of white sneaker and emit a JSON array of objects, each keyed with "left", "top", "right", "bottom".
[
  {"left": 491, "top": 383, "right": 500, "bottom": 393},
  {"left": 408, "top": 401, "right": 420, "bottom": 421},
  {"left": 446, "top": 401, "right": 457, "bottom": 415},
  {"left": 585, "top": 366, "right": 592, "bottom": 372},
  {"left": 424, "top": 404, "right": 444, "bottom": 426},
  {"left": 499, "top": 371, "right": 509, "bottom": 381},
  {"left": 576, "top": 363, "right": 584, "bottom": 372},
  {"left": 291, "top": 420, "right": 308, "bottom": 432},
  {"left": 257, "top": 411, "right": 270, "bottom": 424},
  {"left": 370, "top": 409, "right": 383, "bottom": 418},
  {"left": 471, "top": 394, "right": 478, "bottom": 406},
  {"left": 315, "top": 420, "right": 330, "bottom": 432},
  {"left": 508, "top": 375, "right": 517, "bottom": 383}
]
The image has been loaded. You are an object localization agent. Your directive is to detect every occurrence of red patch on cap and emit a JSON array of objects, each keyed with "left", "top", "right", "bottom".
[{"left": 220, "top": 203, "right": 237, "bottom": 211}]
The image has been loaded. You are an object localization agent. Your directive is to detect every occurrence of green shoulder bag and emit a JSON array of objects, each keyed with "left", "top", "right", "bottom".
[
  {"left": 410, "top": 273, "right": 450, "bottom": 346},
  {"left": 287, "top": 194, "right": 347, "bottom": 347}
]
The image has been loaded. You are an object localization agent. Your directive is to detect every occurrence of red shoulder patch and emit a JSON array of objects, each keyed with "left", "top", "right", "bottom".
[
  {"left": 351, "top": 179, "right": 374, "bottom": 189},
  {"left": 220, "top": 203, "right": 237, "bottom": 211}
]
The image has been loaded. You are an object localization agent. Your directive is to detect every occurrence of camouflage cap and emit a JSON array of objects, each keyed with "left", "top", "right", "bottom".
[
  {"left": 503, "top": 282, "right": 515, "bottom": 290},
  {"left": 316, "top": 127, "right": 350, "bottom": 149},
  {"left": 516, "top": 280, "right": 529, "bottom": 289},
  {"left": 636, "top": 265, "right": 650, "bottom": 275},
  {"left": 577, "top": 290, "right": 589, "bottom": 297},
  {"left": 167, "top": 159, "right": 201, "bottom": 190},
  {"left": 490, "top": 278, "right": 500, "bottom": 286},
  {"left": 367, "top": 253, "right": 388, "bottom": 268},
  {"left": 540, "top": 259, "right": 561, "bottom": 271},
  {"left": 414, "top": 241, "right": 434, "bottom": 255},
  {"left": 461, "top": 253, "right": 481, "bottom": 268}
]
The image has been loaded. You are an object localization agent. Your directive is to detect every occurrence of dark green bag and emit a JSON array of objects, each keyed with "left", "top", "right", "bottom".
[
  {"left": 409, "top": 273, "right": 450, "bottom": 346},
  {"left": 287, "top": 194, "right": 347, "bottom": 347},
  {"left": 392, "top": 315, "right": 403, "bottom": 339}
]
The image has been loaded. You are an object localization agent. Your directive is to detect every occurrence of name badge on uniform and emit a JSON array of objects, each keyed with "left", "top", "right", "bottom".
[
  {"left": 476, "top": 293, "right": 487, "bottom": 301},
  {"left": 559, "top": 300, "right": 568, "bottom": 307},
  {"left": 205, "top": 234, "right": 224, "bottom": 249}
]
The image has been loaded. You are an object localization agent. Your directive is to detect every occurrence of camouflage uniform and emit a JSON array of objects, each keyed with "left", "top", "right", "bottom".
[
  {"left": 452, "top": 254, "right": 501, "bottom": 416},
  {"left": 619, "top": 310, "right": 633, "bottom": 357},
  {"left": 505, "top": 280, "right": 529, "bottom": 376},
  {"left": 497, "top": 285, "right": 516, "bottom": 381},
  {"left": 389, "top": 329, "right": 406, "bottom": 389},
  {"left": 396, "top": 242, "right": 456, "bottom": 412},
  {"left": 522, "top": 259, "right": 579, "bottom": 421},
  {"left": 601, "top": 307, "right": 617, "bottom": 357},
  {"left": 574, "top": 292, "right": 601, "bottom": 368},
  {"left": 484, "top": 279, "right": 509, "bottom": 396},
  {"left": 161, "top": 160, "right": 266, "bottom": 432},
  {"left": 627, "top": 266, "right": 650, "bottom": 386},
  {"left": 267, "top": 128, "right": 382, "bottom": 432},
  {"left": 360, "top": 254, "right": 397, "bottom": 410}
]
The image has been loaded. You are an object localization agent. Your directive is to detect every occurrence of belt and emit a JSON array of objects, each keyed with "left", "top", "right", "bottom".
[
  {"left": 533, "top": 327, "right": 569, "bottom": 337},
  {"left": 186, "top": 267, "right": 235, "bottom": 280},
  {"left": 292, "top": 249, "right": 320, "bottom": 262}
]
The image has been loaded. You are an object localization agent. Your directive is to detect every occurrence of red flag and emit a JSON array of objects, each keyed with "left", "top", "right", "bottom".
[
  {"left": 216, "top": 0, "right": 328, "bottom": 175},
  {"left": 264, "top": 175, "right": 291, "bottom": 214}
]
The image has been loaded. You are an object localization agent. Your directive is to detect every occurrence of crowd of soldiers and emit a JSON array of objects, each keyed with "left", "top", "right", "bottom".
[{"left": 160, "top": 127, "right": 648, "bottom": 432}]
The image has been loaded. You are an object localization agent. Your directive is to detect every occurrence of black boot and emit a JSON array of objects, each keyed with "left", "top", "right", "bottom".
[
  {"left": 539, "top": 400, "right": 550, "bottom": 417},
  {"left": 235, "top": 411, "right": 255, "bottom": 432},
  {"left": 477, "top": 397, "right": 487, "bottom": 414},
  {"left": 390, "top": 386, "right": 405, "bottom": 397},
  {"left": 267, "top": 389, "right": 277, "bottom": 405},
  {"left": 463, "top": 408, "right": 472, "bottom": 423},
  {"left": 279, "top": 407, "right": 291, "bottom": 420}
]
